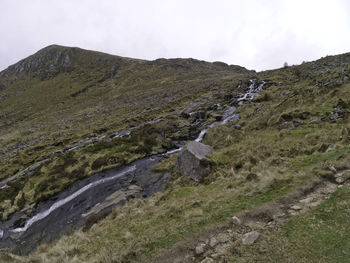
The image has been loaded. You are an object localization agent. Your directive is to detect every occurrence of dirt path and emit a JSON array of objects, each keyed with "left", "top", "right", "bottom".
[{"left": 151, "top": 169, "right": 348, "bottom": 263}]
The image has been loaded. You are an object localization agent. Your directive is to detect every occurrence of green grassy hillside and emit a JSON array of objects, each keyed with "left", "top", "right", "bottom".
[
  {"left": 1, "top": 47, "right": 350, "bottom": 262},
  {"left": 0, "top": 45, "right": 251, "bottom": 219}
]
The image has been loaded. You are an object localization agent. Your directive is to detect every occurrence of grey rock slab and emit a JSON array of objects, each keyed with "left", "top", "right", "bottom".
[
  {"left": 290, "top": 205, "right": 302, "bottom": 210},
  {"left": 242, "top": 231, "right": 260, "bottom": 245},
  {"left": 176, "top": 141, "right": 212, "bottom": 182}
]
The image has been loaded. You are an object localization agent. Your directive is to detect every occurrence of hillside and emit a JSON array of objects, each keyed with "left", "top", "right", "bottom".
[
  {"left": 0, "top": 45, "right": 251, "bottom": 220},
  {"left": 0, "top": 47, "right": 350, "bottom": 262}
]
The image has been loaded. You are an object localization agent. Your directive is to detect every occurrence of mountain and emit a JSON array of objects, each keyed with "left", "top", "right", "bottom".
[
  {"left": 0, "top": 45, "right": 252, "bottom": 220},
  {"left": 1, "top": 46, "right": 350, "bottom": 262}
]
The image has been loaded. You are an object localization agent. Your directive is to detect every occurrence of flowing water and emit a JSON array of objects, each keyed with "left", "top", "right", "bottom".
[{"left": 0, "top": 79, "right": 264, "bottom": 254}]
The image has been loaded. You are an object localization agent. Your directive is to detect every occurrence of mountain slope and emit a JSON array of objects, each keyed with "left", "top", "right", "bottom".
[
  {"left": 0, "top": 45, "right": 251, "bottom": 220},
  {"left": 1, "top": 47, "right": 350, "bottom": 262}
]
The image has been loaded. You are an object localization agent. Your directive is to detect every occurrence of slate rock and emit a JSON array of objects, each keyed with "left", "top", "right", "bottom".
[{"left": 176, "top": 141, "right": 212, "bottom": 182}]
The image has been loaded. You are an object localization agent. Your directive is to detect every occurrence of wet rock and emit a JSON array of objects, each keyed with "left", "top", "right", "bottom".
[
  {"left": 195, "top": 243, "right": 206, "bottom": 255},
  {"left": 242, "top": 231, "right": 260, "bottom": 245},
  {"left": 180, "top": 111, "right": 191, "bottom": 119},
  {"left": 13, "top": 216, "right": 27, "bottom": 228},
  {"left": 194, "top": 111, "right": 206, "bottom": 120},
  {"left": 176, "top": 141, "right": 212, "bottom": 182},
  {"left": 82, "top": 186, "right": 142, "bottom": 218}
]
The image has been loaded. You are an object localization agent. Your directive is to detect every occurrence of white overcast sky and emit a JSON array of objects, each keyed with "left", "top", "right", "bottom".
[{"left": 0, "top": 0, "right": 349, "bottom": 71}]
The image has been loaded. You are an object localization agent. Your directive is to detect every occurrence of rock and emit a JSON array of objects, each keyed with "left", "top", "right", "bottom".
[
  {"left": 194, "top": 111, "right": 206, "bottom": 120},
  {"left": 291, "top": 119, "right": 303, "bottom": 129},
  {"left": 217, "top": 232, "right": 231, "bottom": 243},
  {"left": 209, "top": 237, "right": 218, "bottom": 247},
  {"left": 299, "top": 197, "right": 313, "bottom": 204},
  {"left": 329, "top": 108, "right": 345, "bottom": 122},
  {"left": 309, "top": 118, "right": 321, "bottom": 125},
  {"left": 176, "top": 141, "right": 212, "bottom": 182},
  {"left": 195, "top": 243, "right": 206, "bottom": 255},
  {"left": 231, "top": 216, "right": 242, "bottom": 225},
  {"left": 211, "top": 113, "right": 223, "bottom": 121},
  {"left": 335, "top": 177, "right": 345, "bottom": 184},
  {"left": 290, "top": 205, "right": 302, "bottom": 210},
  {"left": 278, "top": 122, "right": 292, "bottom": 130},
  {"left": 326, "top": 144, "right": 336, "bottom": 152},
  {"left": 200, "top": 257, "right": 214, "bottom": 263},
  {"left": 234, "top": 124, "right": 242, "bottom": 130},
  {"left": 242, "top": 231, "right": 260, "bottom": 245},
  {"left": 298, "top": 111, "right": 311, "bottom": 120},
  {"left": 329, "top": 166, "right": 337, "bottom": 174}
]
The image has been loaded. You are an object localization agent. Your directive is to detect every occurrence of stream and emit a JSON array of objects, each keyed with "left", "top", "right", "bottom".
[{"left": 0, "top": 79, "right": 264, "bottom": 255}]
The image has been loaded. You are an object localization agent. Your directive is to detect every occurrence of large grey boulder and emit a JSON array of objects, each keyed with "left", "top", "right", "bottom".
[{"left": 176, "top": 141, "right": 212, "bottom": 182}]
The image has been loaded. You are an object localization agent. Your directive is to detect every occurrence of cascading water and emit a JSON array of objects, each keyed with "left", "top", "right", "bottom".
[
  {"left": 1, "top": 79, "right": 265, "bottom": 252},
  {"left": 10, "top": 165, "right": 136, "bottom": 233}
]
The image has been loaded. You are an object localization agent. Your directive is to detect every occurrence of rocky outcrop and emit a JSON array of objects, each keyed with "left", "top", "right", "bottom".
[{"left": 176, "top": 141, "right": 212, "bottom": 182}]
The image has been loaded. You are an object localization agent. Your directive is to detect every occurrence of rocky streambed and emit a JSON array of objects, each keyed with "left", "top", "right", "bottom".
[{"left": 0, "top": 79, "right": 265, "bottom": 255}]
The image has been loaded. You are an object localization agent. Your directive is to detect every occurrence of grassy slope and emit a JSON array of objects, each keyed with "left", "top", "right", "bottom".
[
  {"left": 1, "top": 49, "right": 350, "bottom": 262},
  {"left": 0, "top": 45, "right": 250, "bottom": 219},
  {"left": 231, "top": 185, "right": 350, "bottom": 262}
]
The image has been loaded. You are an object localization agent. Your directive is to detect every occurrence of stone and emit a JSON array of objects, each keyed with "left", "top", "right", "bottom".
[
  {"left": 309, "top": 118, "right": 321, "bottom": 125},
  {"left": 290, "top": 205, "right": 302, "bottom": 210},
  {"left": 231, "top": 216, "right": 242, "bottom": 225},
  {"left": 292, "top": 119, "right": 304, "bottom": 129},
  {"left": 209, "top": 237, "right": 218, "bottom": 247},
  {"left": 278, "top": 121, "right": 292, "bottom": 130},
  {"left": 242, "top": 231, "right": 260, "bottom": 245},
  {"left": 326, "top": 144, "right": 336, "bottom": 152},
  {"left": 195, "top": 243, "right": 206, "bottom": 255},
  {"left": 200, "top": 257, "right": 214, "bottom": 263},
  {"left": 299, "top": 197, "right": 313, "bottom": 204},
  {"left": 329, "top": 166, "right": 337, "bottom": 174},
  {"left": 176, "top": 141, "right": 212, "bottom": 182},
  {"left": 335, "top": 177, "right": 345, "bottom": 184},
  {"left": 217, "top": 232, "right": 231, "bottom": 243}
]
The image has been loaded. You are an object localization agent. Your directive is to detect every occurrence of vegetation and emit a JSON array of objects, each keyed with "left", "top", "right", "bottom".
[{"left": 0, "top": 46, "right": 350, "bottom": 262}]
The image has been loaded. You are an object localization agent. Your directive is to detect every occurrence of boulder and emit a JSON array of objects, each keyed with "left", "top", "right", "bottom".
[
  {"left": 242, "top": 231, "right": 260, "bottom": 245},
  {"left": 195, "top": 243, "right": 206, "bottom": 255},
  {"left": 176, "top": 141, "right": 212, "bottom": 182}
]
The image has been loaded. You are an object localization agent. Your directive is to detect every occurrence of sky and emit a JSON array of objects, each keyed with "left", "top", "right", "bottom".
[{"left": 0, "top": 0, "right": 349, "bottom": 71}]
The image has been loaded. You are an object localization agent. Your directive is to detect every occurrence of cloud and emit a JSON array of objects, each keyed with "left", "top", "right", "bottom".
[{"left": 0, "top": 0, "right": 349, "bottom": 71}]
